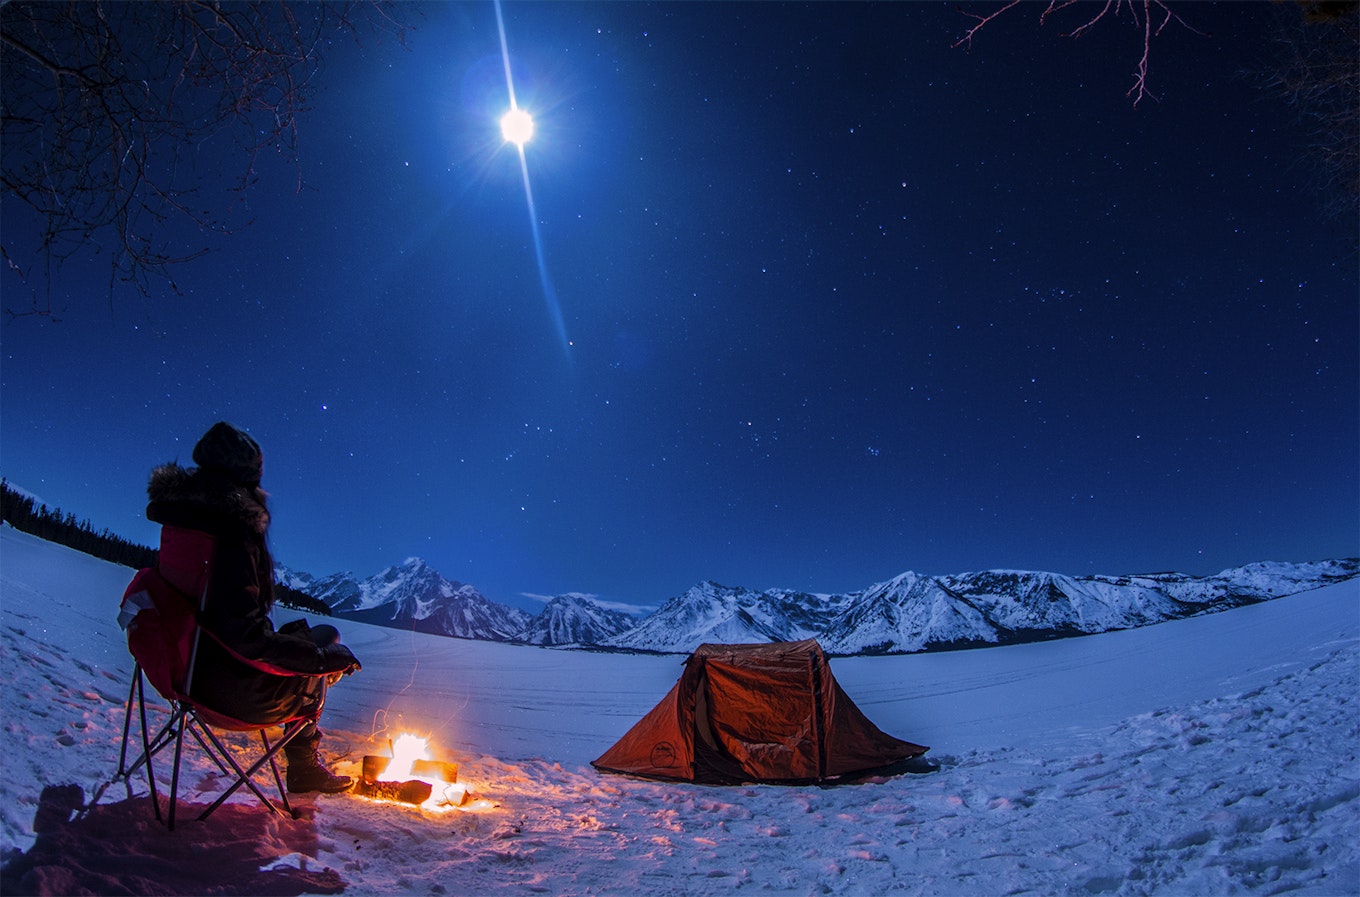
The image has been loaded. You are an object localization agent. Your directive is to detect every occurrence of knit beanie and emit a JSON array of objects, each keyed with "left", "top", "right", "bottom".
[{"left": 193, "top": 421, "right": 264, "bottom": 486}]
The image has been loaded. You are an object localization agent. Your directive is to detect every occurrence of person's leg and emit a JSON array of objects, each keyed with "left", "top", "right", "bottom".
[
  {"left": 284, "top": 635, "right": 351, "bottom": 793},
  {"left": 285, "top": 722, "right": 352, "bottom": 793}
]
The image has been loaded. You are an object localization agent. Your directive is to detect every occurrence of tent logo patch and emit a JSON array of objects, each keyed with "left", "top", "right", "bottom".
[{"left": 650, "top": 742, "right": 677, "bottom": 768}]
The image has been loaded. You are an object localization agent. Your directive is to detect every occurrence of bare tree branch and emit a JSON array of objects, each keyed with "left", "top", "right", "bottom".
[
  {"left": 0, "top": 0, "right": 409, "bottom": 315},
  {"left": 1258, "top": 1, "right": 1359, "bottom": 221},
  {"left": 954, "top": 0, "right": 1207, "bottom": 106},
  {"left": 953, "top": 0, "right": 1025, "bottom": 51}
]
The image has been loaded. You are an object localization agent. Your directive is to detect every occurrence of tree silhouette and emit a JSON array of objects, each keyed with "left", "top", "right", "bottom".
[
  {"left": 0, "top": 1, "right": 407, "bottom": 316},
  {"left": 1261, "top": 2, "right": 1360, "bottom": 220},
  {"left": 1, "top": 478, "right": 156, "bottom": 569},
  {"left": 953, "top": 0, "right": 1205, "bottom": 106},
  {"left": 0, "top": 478, "right": 332, "bottom": 614},
  {"left": 954, "top": 1, "right": 1359, "bottom": 217}
]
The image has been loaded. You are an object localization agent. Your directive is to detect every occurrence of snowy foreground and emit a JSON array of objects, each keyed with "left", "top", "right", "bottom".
[{"left": 1, "top": 526, "right": 1357, "bottom": 896}]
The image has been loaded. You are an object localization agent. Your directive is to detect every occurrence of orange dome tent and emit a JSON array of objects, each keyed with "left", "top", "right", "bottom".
[{"left": 592, "top": 639, "right": 928, "bottom": 783}]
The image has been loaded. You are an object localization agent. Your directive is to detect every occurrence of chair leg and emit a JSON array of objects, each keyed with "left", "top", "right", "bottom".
[
  {"left": 117, "top": 666, "right": 139, "bottom": 777},
  {"left": 185, "top": 722, "right": 235, "bottom": 777},
  {"left": 114, "top": 667, "right": 185, "bottom": 826},
  {"left": 195, "top": 718, "right": 312, "bottom": 822},
  {"left": 168, "top": 716, "right": 188, "bottom": 831},
  {"left": 105, "top": 666, "right": 160, "bottom": 823},
  {"left": 261, "top": 728, "right": 294, "bottom": 818},
  {"left": 141, "top": 675, "right": 164, "bottom": 823},
  {"left": 123, "top": 712, "right": 183, "bottom": 782},
  {"left": 115, "top": 668, "right": 324, "bottom": 830}
]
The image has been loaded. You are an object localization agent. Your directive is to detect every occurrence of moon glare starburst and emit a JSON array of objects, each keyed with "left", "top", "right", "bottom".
[{"left": 500, "top": 107, "right": 534, "bottom": 146}]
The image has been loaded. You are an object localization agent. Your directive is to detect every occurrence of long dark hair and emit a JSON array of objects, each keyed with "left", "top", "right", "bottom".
[{"left": 250, "top": 485, "right": 277, "bottom": 612}]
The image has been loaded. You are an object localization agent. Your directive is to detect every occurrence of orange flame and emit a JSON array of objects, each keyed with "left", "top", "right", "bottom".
[{"left": 377, "top": 733, "right": 429, "bottom": 782}]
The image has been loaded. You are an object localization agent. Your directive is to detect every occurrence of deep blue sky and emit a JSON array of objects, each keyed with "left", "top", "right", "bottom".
[{"left": 3, "top": 2, "right": 1356, "bottom": 613}]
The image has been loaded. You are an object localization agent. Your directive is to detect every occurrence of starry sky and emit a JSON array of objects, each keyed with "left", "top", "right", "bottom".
[{"left": 2, "top": 2, "right": 1356, "bottom": 614}]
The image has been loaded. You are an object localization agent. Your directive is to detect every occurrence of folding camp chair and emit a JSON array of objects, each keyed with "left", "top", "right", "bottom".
[{"left": 112, "top": 526, "right": 330, "bottom": 830}]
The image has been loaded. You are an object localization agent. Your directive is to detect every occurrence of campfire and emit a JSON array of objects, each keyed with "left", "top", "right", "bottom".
[{"left": 355, "top": 733, "right": 471, "bottom": 810}]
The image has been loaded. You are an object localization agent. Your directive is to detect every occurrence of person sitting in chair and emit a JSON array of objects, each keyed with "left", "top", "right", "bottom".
[{"left": 146, "top": 421, "right": 360, "bottom": 794}]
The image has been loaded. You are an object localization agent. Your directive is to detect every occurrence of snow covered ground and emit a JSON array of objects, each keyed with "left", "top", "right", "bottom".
[{"left": 2, "top": 524, "right": 1356, "bottom": 895}]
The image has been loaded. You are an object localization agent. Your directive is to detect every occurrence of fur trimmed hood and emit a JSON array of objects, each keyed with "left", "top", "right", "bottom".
[{"left": 147, "top": 463, "right": 270, "bottom": 535}]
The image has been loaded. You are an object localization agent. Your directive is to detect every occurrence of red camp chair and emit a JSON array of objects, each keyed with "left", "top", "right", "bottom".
[{"left": 113, "top": 526, "right": 329, "bottom": 830}]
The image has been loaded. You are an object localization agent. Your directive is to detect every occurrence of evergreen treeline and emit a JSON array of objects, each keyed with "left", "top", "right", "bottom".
[
  {"left": 275, "top": 582, "right": 332, "bottom": 616},
  {"left": 2, "top": 478, "right": 156, "bottom": 569},
  {"left": 1, "top": 478, "right": 331, "bottom": 616}
]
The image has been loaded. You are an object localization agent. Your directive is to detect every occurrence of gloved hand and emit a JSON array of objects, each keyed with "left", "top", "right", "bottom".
[
  {"left": 319, "top": 642, "right": 362, "bottom": 676},
  {"left": 278, "top": 618, "right": 311, "bottom": 637}
]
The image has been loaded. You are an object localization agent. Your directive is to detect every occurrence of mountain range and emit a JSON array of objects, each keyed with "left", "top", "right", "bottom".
[
  {"left": 277, "top": 558, "right": 532, "bottom": 642},
  {"left": 277, "top": 557, "right": 1359, "bottom": 656}
]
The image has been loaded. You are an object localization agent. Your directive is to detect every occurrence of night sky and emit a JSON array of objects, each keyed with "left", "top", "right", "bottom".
[{"left": 3, "top": 2, "right": 1356, "bottom": 614}]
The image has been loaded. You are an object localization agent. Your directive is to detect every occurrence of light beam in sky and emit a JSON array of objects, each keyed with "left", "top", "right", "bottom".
[{"left": 495, "top": 0, "right": 569, "bottom": 355}]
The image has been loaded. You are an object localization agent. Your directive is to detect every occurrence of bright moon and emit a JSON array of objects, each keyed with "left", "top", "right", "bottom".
[{"left": 500, "top": 108, "right": 534, "bottom": 146}]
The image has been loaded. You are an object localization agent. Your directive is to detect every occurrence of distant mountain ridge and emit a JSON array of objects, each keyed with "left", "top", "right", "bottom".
[
  {"left": 277, "top": 557, "right": 1359, "bottom": 656},
  {"left": 517, "top": 593, "right": 637, "bottom": 646},
  {"left": 277, "top": 558, "right": 530, "bottom": 642}
]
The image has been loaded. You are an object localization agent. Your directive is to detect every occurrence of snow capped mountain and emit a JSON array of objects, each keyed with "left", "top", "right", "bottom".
[
  {"left": 598, "top": 581, "right": 851, "bottom": 653},
  {"left": 607, "top": 560, "right": 1360, "bottom": 655},
  {"left": 276, "top": 566, "right": 363, "bottom": 612},
  {"left": 596, "top": 581, "right": 787, "bottom": 653},
  {"left": 516, "top": 594, "right": 638, "bottom": 646},
  {"left": 937, "top": 570, "right": 1188, "bottom": 636},
  {"left": 1161, "top": 559, "right": 1360, "bottom": 605},
  {"left": 300, "top": 558, "right": 530, "bottom": 641},
  {"left": 280, "top": 555, "right": 1358, "bottom": 656},
  {"left": 273, "top": 564, "right": 325, "bottom": 594},
  {"left": 766, "top": 587, "right": 858, "bottom": 633},
  {"left": 819, "top": 571, "right": 1000, "bottom": 655},
  {"left": 282, "top": 561, "right": 631, "bottom": 645}
]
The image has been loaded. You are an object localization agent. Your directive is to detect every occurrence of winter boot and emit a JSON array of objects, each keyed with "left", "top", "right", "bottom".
[{"left": 285, "top": 732, "right": 352, "bottom": 794}]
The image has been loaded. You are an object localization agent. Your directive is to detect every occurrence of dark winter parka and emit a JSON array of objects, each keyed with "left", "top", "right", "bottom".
[{"left": 146, "top": 463, "right": 346, "bottom": 725}]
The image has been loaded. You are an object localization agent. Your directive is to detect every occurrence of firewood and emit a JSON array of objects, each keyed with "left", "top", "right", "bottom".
[{"left": 353, "top": 778, "right": 433, "bottom": 805}]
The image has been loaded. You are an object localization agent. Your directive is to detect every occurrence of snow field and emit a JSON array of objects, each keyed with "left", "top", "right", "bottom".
[
  {"left": 309, "top": 644, "right": 1357, "bottom": 897},
  {"left": 1, "top": 525, "right": 1356, "bottom": 895}
]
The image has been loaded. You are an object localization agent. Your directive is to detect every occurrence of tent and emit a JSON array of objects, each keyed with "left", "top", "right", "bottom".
[{"left": 592, "top": 639, "right": 928, "bottom": 783}]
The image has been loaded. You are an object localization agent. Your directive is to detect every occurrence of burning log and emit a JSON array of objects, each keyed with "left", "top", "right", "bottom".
[
  {"left": 413, "top": 758, "right": 459, "bottom": 783},
  {"left": 353, "top": 777, "right": 433, "bottom": 805},
  {"left": 361, "top": 755, "right": 386, "bottom": 785}
]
